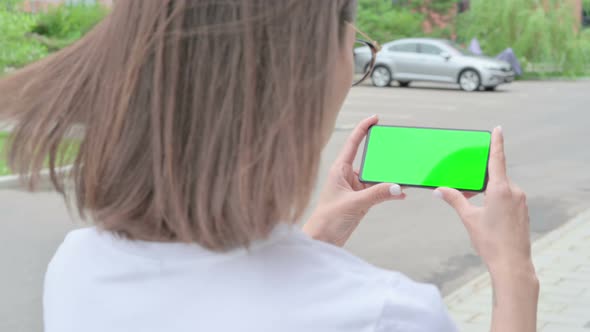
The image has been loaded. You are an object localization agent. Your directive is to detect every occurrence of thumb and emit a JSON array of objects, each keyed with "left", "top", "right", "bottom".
[
  {"left": 434, "top": 187, "right": 473, "bottom": 220},
  {"left": 356, "top": 183, "right": 405, "bottom": 207}
]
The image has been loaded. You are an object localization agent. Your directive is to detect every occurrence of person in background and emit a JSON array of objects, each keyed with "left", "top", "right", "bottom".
[{"left": 0, "top": 1, "right": 538, "bottom": 331}]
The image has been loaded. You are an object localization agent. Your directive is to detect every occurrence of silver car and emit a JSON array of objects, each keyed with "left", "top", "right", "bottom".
[{"left": 354, "top": 38, "right": 515, "bottom": 91}]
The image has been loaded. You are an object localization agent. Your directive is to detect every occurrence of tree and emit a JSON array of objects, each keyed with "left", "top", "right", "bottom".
[
  {"left": 356, "top": 0, "right": 458, "bottom": 42},
  {"left": 0, "top": 0, "right": 108, "bottom": 74},
  {"left": 457, "top": 0, "right": 590, "bottom": 76},
  {"left": 412, "top": 0, "right": 458, "bottom": 38},
  {"left": 356, "top": 0, "right": 425, "bottom": 42},
  {"left": 0, "top": 1, "right": 48, "bottom": 73}
]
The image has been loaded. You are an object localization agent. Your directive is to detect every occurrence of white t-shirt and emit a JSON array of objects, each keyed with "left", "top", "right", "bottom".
[{"left": 44, "top": 225, "right": 458, "bottom": 332}]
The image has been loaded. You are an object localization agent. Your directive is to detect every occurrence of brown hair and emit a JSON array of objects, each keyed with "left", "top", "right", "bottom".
[{"left": 0, "top": 0, "right": 356, "bottom": 250}]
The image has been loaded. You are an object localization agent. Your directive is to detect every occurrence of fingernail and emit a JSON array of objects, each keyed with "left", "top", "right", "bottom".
[
  {"left": 433, "top": 189, "right": 444, "bottom": 199},
  {"left": 369, "top": 114, "right": 378, "bottom": 119},
  {"left": 496, "top": 125, "right": 503, "bottom": 134},
  {"left": 389, "top": 184, "right": 402, "bottom": 196}
]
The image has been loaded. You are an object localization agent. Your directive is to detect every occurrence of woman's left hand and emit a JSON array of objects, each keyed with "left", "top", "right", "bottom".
[{"left": 303, "top": 115, "right": 406, "bottom": 247}]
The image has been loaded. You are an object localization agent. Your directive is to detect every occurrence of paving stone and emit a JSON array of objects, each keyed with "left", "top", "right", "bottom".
[
  {"left": 541, "top": 323, "right": 590, "bottom": 332},
  {"left": 445, "top": 210, "right": 590, "bottom": 332}
]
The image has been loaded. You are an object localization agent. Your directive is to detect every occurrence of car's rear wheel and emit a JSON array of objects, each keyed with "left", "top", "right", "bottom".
[
  {"left": 398, "top": 81, "right": 411, "bottom": 87},
  {"left": 371, "top": 66, "right": 392, "bottom": 88},
  {"left": 459, "top": 69, "right": 481, "bottom": 92},
  {"left": 484, "top": 86, "right": 497, "bottom": 91}
]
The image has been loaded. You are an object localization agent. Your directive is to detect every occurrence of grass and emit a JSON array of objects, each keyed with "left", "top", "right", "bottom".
[
  {"left": 519, "top": 72, "right": 590, "bottom": 80},
  {"left": 0, "top": 132, "right": 78, "bottom": 177},
  {"left": 0, "top": 133, "right": 10, "bottom": 176}
]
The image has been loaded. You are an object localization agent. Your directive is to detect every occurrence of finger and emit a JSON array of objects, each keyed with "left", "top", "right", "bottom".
[
  {"left": 434, "top": 187, "right": 475, "bottom": 221},
  {"left": 353, "top": 169, "right": 405, "bottom": 191},
  {"left": 352, "top": 169, "right": 371, "bottom": 191},
  {"left": 360, "top": 182, "right": 377, "bottom": 190},
  {"left": 354, "top": 168, "right": 390, "bottom": 189},
  {"left": 429, "top": 188, "right": 478, "bottom": 199},
  {"left": 337, "top": 115, "right": 379, "bottom": 164},
  {"left": 510, "top": 183, "right": 527, "bottom": 203},
  {"left": 488, "top": 126, "right": 508, "bottom": 184},
  {"left": 355, "top": 183, "right": 405, "bottom": 207},
  {"left": 463, "top": 192, "right": 479, "bottom": 200}
]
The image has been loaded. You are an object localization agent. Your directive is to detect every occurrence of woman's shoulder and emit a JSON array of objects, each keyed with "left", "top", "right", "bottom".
[
  {"left": 49, "top": 227, "right": 122, "bottom": 262},
  {"left": 47, "top": 227, "right": 102, "bottom": 264}
]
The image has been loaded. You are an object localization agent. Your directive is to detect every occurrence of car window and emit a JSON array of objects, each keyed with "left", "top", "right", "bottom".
[
  {"left": 443, "top": 40, "right": 475, "bottom": 56},
  {"left": 420, "top": 43, "right": 443, "bottom": 55},
  {"left": 388, "top": 43, "right": 418, "bottom": 53}
]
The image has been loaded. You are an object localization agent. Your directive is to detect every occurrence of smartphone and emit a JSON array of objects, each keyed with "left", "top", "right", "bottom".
[{"left": 359, "top": 125, "right": 492, "bottom": 192}]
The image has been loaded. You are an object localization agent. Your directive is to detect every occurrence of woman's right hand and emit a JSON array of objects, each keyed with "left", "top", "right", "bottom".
[
  {"left": 435, "top": 127, "right": 539, "bottom": 332},
  {"left": 434, "top": 126, "right": 533, "bottom": 274}
]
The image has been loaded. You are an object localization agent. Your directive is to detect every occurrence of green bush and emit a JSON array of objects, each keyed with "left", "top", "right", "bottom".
[
  {"left": 457, "top": 0, "right": 590, "bottom": 76},
  {"left": 356, "top": 0, "right": 459, "bottom": 43},
  {"left": 0, "top": 132, "right": 79, "bottom": 176},
  {"left": 31, "top": 3, "right": 108, "bottom": 43},
  {"left": 0, "top": 132, "right": 10, "bottom": 176},
  {"left": 0, "top": 9, "right": 48, "bottom": 72},
  {"left": 580, "top": 29, "right": 590, "bottom": 63},
  {"left": 0, "top": 2, "right": 108, "bottom": 73},
  {"left": 357, "top": 1, "right": 425, "bottom": 42}
]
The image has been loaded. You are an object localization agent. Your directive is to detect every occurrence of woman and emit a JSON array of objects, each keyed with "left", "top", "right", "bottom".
[{"left": 0, "top": 1, "right": 538, "bottom": 331}]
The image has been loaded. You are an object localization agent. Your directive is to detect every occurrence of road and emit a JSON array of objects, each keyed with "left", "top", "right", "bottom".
[{"left": 1, "top": 80, "right": 589, "bottom": 331}]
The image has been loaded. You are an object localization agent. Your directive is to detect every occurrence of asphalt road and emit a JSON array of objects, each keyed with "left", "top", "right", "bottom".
[
  {"left": 329, "top": 80, "right": 590, "bottom": 292},
  {"left": 1, "top": 80, "right": 589, "bottom": 331}
]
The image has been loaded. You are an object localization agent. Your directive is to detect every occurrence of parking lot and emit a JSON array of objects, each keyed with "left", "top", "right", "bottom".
[{"left": 1, "top": 80, "right": 590, "bottom": 331}]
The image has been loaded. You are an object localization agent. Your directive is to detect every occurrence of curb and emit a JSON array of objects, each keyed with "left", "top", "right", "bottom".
[
  {"left": 444, "top": 208, "right": 590, "bottom": 305},
  {"left": 0, "top": 174, "right": 22, "bottom": 190},
  {"left": 1, "top": 126, "right": 74, "bottom": 191}
]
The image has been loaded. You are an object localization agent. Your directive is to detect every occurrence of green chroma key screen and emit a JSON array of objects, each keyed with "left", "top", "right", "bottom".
[{"left": 360, "top": 125, "right": 492, "bottom": 192}]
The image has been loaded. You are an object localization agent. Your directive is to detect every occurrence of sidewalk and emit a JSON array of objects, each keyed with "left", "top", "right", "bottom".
[{"left": 445, "top": 209, "right": 590, "bottom": 332}]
